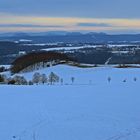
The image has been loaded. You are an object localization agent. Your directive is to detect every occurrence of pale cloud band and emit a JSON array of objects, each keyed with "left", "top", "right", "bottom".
[{"left": 0, "top": 13, "right": 140, "bottom": 33}]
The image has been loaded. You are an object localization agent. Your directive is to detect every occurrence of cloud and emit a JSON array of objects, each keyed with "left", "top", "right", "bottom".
[
  {"left": 0, "top": 13, "right": 140, "bottom": 33},
  {"left": 77, "top": 23, "right": 112, "bottom": 27},
  {"left": 0, "top": 24, "right": 63, "bottom": 28}
]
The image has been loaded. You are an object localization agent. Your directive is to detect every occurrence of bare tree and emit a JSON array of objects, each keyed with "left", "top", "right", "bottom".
[
  {"left": 108, "top": 77, "right": 111, "bottom": 83},
  {"left": 40, "top": 74, "right": 47, "bottom": 84},
  {"left": 71, "top": 77, "right": 75, "bottom": 84},
  {"left": 48, "top": 72, "right": 59, "bottom": 85},
  {"left": 32, "top": 72, "right": 41, "bottom": 85},
  {"left": 60, "top": 78, "right": 63, "bottom": 85},
  {"left": 134, "top": 77, "right": 137, "bottom": 82}
]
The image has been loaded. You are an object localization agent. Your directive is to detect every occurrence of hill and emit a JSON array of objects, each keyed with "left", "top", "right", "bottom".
[
  {"left": 11, "top": 51, "right": 73, "bottom": 73},
  {"left": 0, "top": 65, "right": 140, "bottom": 140},
  {"left": 1, "top": 32, "right": 140, "bottom": 43}
]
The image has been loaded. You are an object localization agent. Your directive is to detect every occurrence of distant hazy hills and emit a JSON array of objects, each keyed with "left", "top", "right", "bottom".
[{"left": 0, "top": 32, "right": 140, "bottom": 43}]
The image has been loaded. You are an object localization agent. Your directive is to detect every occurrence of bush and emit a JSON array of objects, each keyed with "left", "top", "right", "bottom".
[
  {"left": 0, "top": 75, "right": 4, "bottom": 83},
  {"left": 134, "top": 77, "right": 137, "bottom": 82},
  {"left": 0, "top": 66, "right": 5, "bottom": 72},
  {"left": 8, "top": 79, "right": 16, "bottom": 85},
  {"left": 28, "top": 81, "right": 33, "bottom": 85},
  {"left": 13, "top": 75, "right": 28, "bottom": 85}
]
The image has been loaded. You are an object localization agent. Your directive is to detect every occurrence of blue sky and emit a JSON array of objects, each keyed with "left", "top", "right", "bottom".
[{"left": 0, "top": 0, "right": 140, "bottom": 33}]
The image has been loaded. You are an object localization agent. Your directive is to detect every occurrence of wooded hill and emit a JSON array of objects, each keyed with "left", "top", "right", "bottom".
[{"left": 11, "top": 51, "right": 74, "bottom": 74}]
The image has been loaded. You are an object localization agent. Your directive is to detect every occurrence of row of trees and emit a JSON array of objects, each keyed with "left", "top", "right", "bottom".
[
  {"left": 107, "top": 76, "right": 137, "bottom": 83},
  {"left": 0, "top": 72, "right": 75, "bottom": 85},
  {"left": 0, "top": 73, "right": 138, "bottom": 85},
  {"left": 0, "top": 74, "right": 28, "bottom": 85},
  {"left": 32, "top": 72, "right": 60, "bottom": 85}
]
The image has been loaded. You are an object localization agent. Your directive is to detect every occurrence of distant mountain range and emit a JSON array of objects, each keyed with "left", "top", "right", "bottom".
[{"left": 0, "top": 32, "right": 140, "bottom": 43}]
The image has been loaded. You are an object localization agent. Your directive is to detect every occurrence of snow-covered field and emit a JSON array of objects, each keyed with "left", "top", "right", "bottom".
[
  {"left": 14, "top": 65, "right": 140, "bottom": 85},
  {"left": 41, "top": 45, "right": 97, "bottom": 51},
  {"left": 0, "top": 65, "right": 140, "bottom": 140}
]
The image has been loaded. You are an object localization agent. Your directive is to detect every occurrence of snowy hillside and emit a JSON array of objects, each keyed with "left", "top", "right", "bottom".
[
  {"left": 0, "top": 65, "right": 140, "bottom": 140},
  {"left": 14, "top": 65, "right": 140, "bottom": 85}
]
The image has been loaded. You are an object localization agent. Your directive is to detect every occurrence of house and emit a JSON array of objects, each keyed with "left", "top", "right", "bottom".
[{"left": 18, "top": 51, "right": 26, "bottom": 56}]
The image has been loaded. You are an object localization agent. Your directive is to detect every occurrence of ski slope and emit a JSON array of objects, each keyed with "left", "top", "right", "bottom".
[{"left": 0, "top": 65, "right": 140, "bottom": 140}]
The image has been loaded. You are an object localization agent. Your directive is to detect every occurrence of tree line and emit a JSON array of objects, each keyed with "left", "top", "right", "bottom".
[
  {"left": 0, "top": 72, "right": 75, "bottom": 85},
  {"left": 11, "top": 51, "right": 74, "bottom": 74}
]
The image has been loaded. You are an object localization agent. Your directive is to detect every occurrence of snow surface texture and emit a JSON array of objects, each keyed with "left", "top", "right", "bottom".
[{"left": 0, "top": 65, "right": 140, "bottom": 140}]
